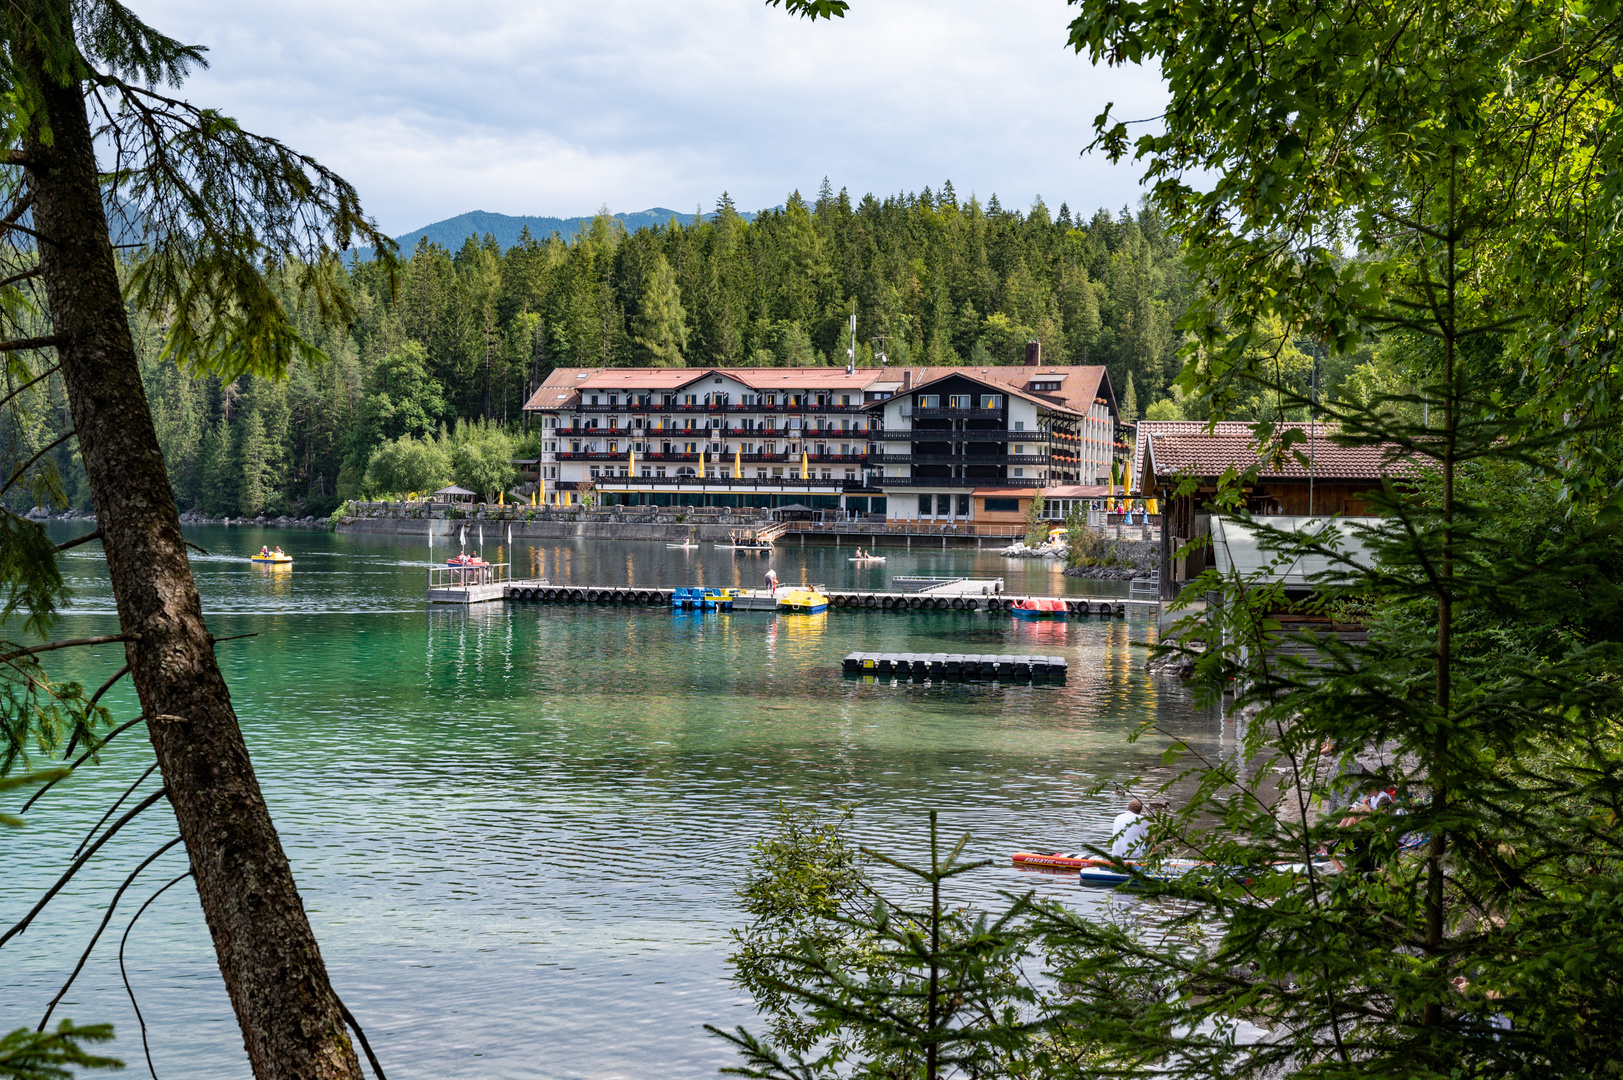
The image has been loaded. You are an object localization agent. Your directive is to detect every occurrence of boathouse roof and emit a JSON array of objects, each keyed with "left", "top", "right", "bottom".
[{"left": 1140, "top": 430, "right": 1413, "bottom": 493}]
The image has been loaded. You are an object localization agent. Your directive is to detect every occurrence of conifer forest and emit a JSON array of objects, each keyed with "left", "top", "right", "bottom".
[{"left": 5, "top": 184, "right": 1193, "bottom": 518}]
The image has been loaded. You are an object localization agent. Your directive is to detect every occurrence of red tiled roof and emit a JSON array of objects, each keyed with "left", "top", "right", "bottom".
[
  {"left": 721, "top": 368, "right": 888, "bottom": 389},
  {"left": 1130, "top": 421, "right": 1259, "bottom": 493},
  {"left": 1144, "top": 433, "right": 1411, "bottom": 483},
  {"left": 522, "top": 363, "right": 1117, "bottom": 418}
]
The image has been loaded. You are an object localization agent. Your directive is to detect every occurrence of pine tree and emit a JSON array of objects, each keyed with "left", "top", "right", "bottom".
[
  {"left": 238, "top": 409, "right": 272, "bottom": 516},
  {"left": 632, "top": 253, "right": 690, "bottom": 366},
  {"left": 1122, "top": 371, "right": 1139, "bottom": 421},
  {"left": 198, "top": 416, "right": 236, "bottom": 516}
]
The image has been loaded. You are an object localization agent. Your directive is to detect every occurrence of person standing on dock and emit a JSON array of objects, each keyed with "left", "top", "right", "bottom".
[
  {"left": 765, "top": 568, "right": 778, "bottom": 596},
  {"left": 1109, "top": 799, "right": 1149, "bottom": 860}
]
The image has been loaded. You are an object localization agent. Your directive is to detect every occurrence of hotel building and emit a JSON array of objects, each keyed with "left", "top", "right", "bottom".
[{"left": 520, "top": 348, "right": 1119, "bottom": 524}]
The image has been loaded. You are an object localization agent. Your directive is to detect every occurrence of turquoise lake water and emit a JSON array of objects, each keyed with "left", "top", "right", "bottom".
[{"left": 1, "top": 525, "right": 1219, "bottom": 1079}]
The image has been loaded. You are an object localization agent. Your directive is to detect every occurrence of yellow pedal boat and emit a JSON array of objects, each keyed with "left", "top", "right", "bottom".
[{"left": 776, "top": 587, "right": 829, "bottom": 614}]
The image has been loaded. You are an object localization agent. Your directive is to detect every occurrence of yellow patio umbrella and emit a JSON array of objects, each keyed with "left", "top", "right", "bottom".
[
  {"left": 732, "top": 445, "right": 742, "bottom": 479},
  {"left": 800, "top": 450, "right": 809, "bottom": 479},
  {"left": 628, "top": 446, "right": 636, "bottom": 476},
  {"left": 699, "top": 448, "right": 706, "bottom": 479},
  {"left": 1147, "top": 497, "right": 1158, "bottom": 515}
]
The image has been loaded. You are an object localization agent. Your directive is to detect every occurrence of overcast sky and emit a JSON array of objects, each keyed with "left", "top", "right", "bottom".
[{"left": 133, "top": 0, "right": 1165, "bottom": 237}]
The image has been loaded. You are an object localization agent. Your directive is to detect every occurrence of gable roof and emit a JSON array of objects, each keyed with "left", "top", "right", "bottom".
[
  {"left": 521, "top": 363, "right": 1118, "bottom": 417},
  {"left": 1142, "top": 431, "right": 1412, "bottom": 489}
]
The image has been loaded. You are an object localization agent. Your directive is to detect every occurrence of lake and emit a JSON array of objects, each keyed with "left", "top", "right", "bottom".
[{"left": 1, "top": 524, "right": 1217, "bottom": 1079}]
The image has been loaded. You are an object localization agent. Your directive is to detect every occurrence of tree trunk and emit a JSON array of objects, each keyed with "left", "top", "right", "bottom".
[{"left": 21, "top": 59, "right": 364, "bottom": 1080}]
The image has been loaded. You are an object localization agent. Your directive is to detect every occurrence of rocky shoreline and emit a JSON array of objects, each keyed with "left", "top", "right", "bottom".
[{"left": 178, "top": 511, "right": 328, "bottom": 528}]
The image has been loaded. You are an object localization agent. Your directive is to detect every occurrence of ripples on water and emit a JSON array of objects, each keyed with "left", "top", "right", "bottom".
[{"left": 2, "top": 526, "right": 1220, "bottom": 1079}]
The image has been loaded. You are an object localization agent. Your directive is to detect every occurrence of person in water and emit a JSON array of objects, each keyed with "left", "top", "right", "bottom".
[{"left": 1109, "top": 799, "right": 1150, "bottom": 860}]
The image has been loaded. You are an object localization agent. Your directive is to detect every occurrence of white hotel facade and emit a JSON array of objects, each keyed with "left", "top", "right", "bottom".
[{"left": 520, "top": 352, "right": 1120, "bottom": 524}]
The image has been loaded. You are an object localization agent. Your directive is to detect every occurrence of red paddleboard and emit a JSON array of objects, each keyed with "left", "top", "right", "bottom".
[{"left": 1011, "top": 851, "right": 1110, "bottom": 871}]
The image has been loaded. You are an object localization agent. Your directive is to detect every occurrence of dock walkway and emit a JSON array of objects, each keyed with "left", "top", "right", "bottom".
[{"left": 496, "top": 583, "right": 1154, "bottom": 616}]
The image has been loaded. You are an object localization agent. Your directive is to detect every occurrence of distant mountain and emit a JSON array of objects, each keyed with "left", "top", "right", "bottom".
[{"left": 348, "top": 207, "right": 753, "bottom": 263}]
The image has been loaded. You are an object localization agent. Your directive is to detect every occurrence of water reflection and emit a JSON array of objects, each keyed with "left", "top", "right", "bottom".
[{"left": 3, "top": 523, "right": 1216, "bottom": 1080}]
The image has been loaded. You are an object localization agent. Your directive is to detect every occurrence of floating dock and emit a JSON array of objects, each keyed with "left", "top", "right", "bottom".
[
  {"left": 842, "top": 652, "right": 1067, "bottom": 680},
  {"left": 498, "top": 584, "right": 1141, "bottom": 616}
]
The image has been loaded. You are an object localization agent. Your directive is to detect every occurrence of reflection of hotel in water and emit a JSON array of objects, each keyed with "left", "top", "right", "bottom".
[{"left": 521, "top": 346, "right": 1124, "bottom": 525}]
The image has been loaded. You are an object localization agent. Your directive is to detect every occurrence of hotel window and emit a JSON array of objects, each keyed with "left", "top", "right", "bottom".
[
  {"left": 685, "top": 418, "right": 696, "bottom": 430},
  {"left": 633, "top": 442, "right": 645, "bottom": 453},
  {"left": 656, "top": 468, "right": 667, "bottom": 477},
  {"left": 765, "top": 394, "right": 776, "bottom": 406},
  {"left": 544, "top": 416, "right": 556, "bottom": 428},
  {"left": 608, "top": 394, "right": 618, "bottom": 406},
  {"left": 619, "top": 468, "right": 629, "bottom": 477},
  {"left": 544, "top": 441, "right": 555, "bottom": 452},
  {"left": 841, "top": 394, "right": 851, "bottom": 406},
  {"left": 684, "top": 394, "right": 697, "bottom": 405},
  {"left": 822, "top": 470, "right": 832, "bottom": 479},
  {"left": 641, "top": 467, "right": 652, "bottom": 477},
  {"left": 1013, "top": 445, "right": 1024, "bottom": 455},
  {"left": 756, "top": 469, "right": 767, "bottom": 479},
  {"left": 948, "top": 394, "right": 972, "bottom": 409},
  {"left": 985, "top": 497, "right": 1019, "bottom": 513},
  {"left": 608, "top": 441, "right": 618, "bottom": 454},
  {"left": 918, "top": 394, "right": 940, "bottom": 409},
  {"left": 589, "top": 394, "right": 600, "bottom": 405},
  {"left": 571, "top": 441, "right": 581, "bottom": 453},
  {"left": 590, "top": 467, "right": 601, "bottom": 478},
  {"left": 1014, "top": 468, "right": 1025, "bottom": 477},
  {"left": 764, "top": 417, "right": 776, "bottom": 430},
  {"left": 918, "top": 494, "right": 932, "bottom": 515},
  {"left": 980, "top": 395, "right": 1003, "bottom": 409},
  {"left": 957, "top": 494, "right": 969, "bottom": 515},
  {"left": 845, "top": 469, "right": 856, "bottom": 480},
  {"left": 1014, "top": 421, "right": 1025, "bottom": 431},
  {"left": 685, "top": 442, "right": 698, "bottom": 454},
  {"left": 609, "top": 417, "right": 619, "bottom": 429},
  {"left": 772, "top": 468, "right": 784, "bottom": 478}
]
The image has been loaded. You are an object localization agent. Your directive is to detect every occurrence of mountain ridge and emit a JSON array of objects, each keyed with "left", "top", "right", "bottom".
[{"left": 350, "top": 206, "right": 762, "bottom": 262}]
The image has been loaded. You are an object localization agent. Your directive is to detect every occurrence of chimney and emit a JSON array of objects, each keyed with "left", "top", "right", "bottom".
[
  {"left": 902, "top": 370, "right": 912, "bottom": 391},
  {"left": 1024, "top": 341, "right": 1041, "bottom": 367}
]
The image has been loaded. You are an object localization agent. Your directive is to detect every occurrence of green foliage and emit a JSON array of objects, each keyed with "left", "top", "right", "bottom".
[
  {"left": 1063, "top": 503, "right": 1096, "bottom": 568},
  {"left": 631, "top": 253, "right": 688, "bottom": 366},
  {"left": 0, "top": 513, "right": 66, "bottom": 635},
  {"left": 363, "top": 433, "right": 450, "bottom": 497},
  {"left": 1, "top": 645, "right": 112, "bottom": 779},
  {"left": 447, "top": 420, "right": 515, "bottom": 501},
  {"left": 711, "top": 810, "right": 1067, "bottom": 1080},
  {"left": 0, "top": 1021, "right": 121, "bottom": 1079},
  {"left": 1022, "top": 491, "right": 1047, "bottom": 547}
]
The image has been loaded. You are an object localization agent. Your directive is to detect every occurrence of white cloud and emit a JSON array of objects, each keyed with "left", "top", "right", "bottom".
[{"left": 130, "top": 0, "right": 1166, "bottom": 234}]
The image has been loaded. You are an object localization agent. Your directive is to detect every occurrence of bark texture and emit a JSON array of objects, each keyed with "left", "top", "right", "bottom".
[{"left": 22, "top": 60, "right": 364, "bottom": 1080}]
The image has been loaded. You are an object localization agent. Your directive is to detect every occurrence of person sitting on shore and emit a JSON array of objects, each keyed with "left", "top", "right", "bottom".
[{"left": 1109, "top": 799, "right": 1150, "bottom": 861}]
